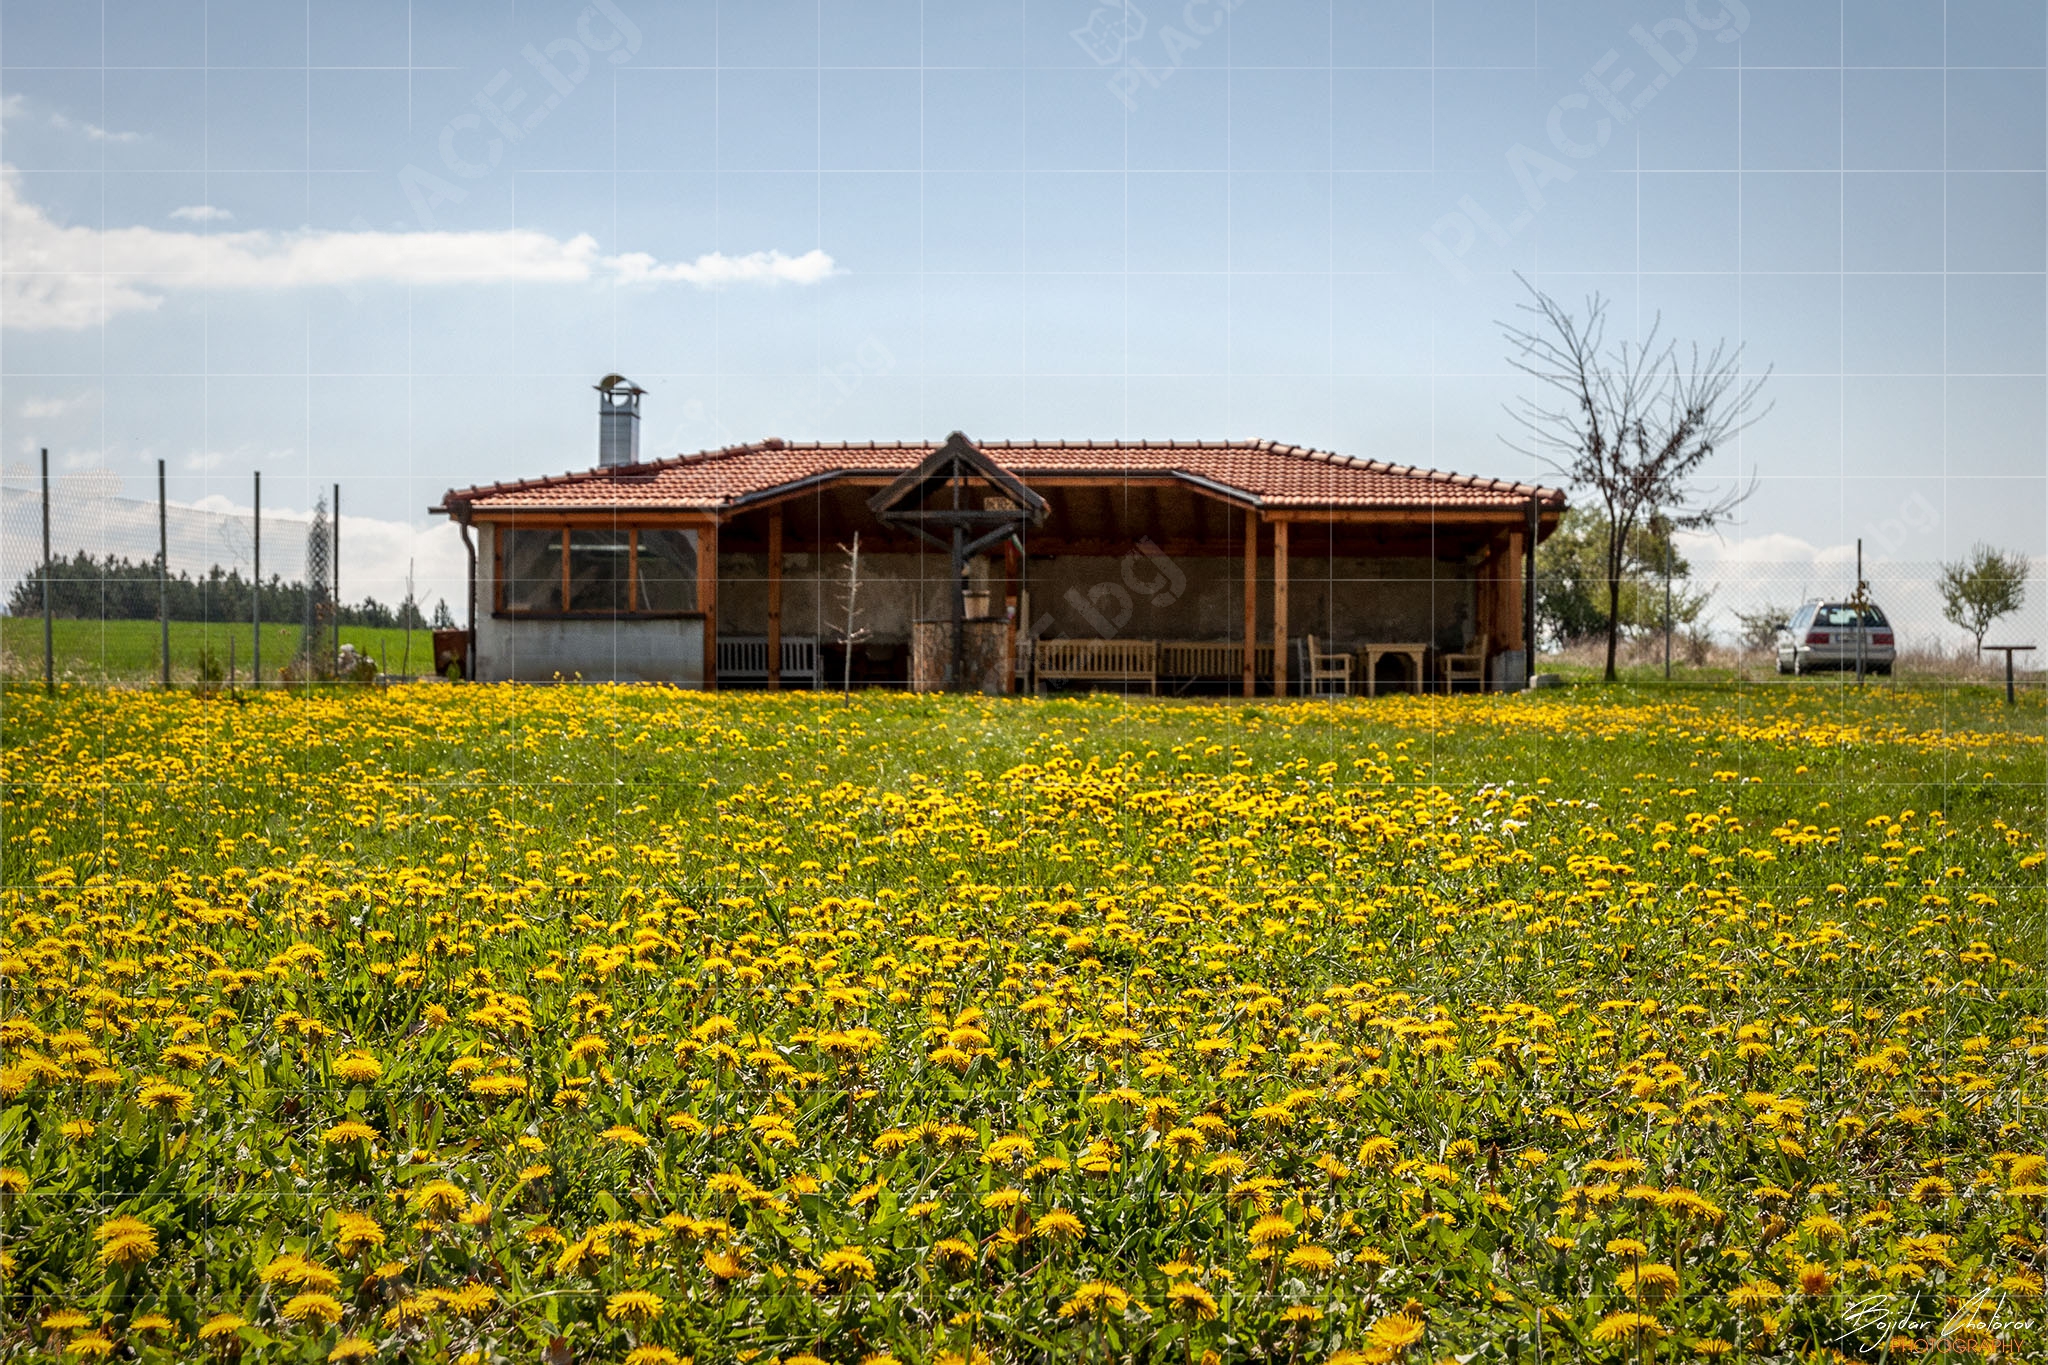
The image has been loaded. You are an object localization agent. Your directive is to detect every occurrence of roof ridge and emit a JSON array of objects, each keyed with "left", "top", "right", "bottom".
[{"left": 438, "top": 435, "right": 1569, "bottom": 510}]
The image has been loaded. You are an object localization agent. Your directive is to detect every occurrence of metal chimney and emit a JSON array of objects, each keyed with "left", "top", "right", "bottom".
[{"left": 595, "top": 374, "right": 645, "bottom": 467}]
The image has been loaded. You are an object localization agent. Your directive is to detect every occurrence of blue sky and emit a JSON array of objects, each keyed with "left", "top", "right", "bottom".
[{"left": 1, "top": 0, "right": 2043, "bottom": 625}]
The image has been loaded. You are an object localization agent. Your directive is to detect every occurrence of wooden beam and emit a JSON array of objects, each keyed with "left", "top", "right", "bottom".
[
  {"left": 697, "top": 521, "right": 718, "bottom": 690},
  {"left": 1243, "top": 509, "right": 1257, "bottom": 698},
  {"left": 766, "top": 507, "right": 783, "bottom": 689},
  {"left": 471, "top": 510, "right": 720, "bottom": 530},
  {"left": 1263, "top": 508, "right": 1534, "bottom": 526},
  {"left": 1273, "top": 519, "right": 1289, "bottom": 697}
]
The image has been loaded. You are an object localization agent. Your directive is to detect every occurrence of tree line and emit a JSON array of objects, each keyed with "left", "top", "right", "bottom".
[{"left": 7, "top": 552, "right": 454, "bottom": 630}]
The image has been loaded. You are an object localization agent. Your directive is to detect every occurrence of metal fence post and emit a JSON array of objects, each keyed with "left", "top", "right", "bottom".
[
  {"left": 158, "top": 459, "right": 170, "bottom": 689},
  {"left": 252, "top": 470, "right": 261, "bottom": 688},
  {"left": 332, "top": 483, "right": 341, "bottom": 668},
  {"left": 41, "top": 448, "right": 53, "bottom": 695}
]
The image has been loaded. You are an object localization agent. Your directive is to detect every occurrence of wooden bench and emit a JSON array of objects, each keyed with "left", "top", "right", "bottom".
[
  {"left": 717, "top": 636, "right": 821, "bottom": 688},
  {"left": 1158, "top": 641, "right": 1274, "bottom": 681},
  {"left": 1034, "top": 639, "right": 1158, "bottom": 694}
]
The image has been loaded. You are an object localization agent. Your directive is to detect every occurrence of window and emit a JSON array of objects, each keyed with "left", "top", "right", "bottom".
[
  {"left": 634, "top": 530, "right": 698, "bottom": 611},
  {"left": 1816, "top": 603, "right": 1888, "bottom": 628},
  {"left": 503, "top": 529, "right": 562, "bottom": 614},
  {"left": 567, "top": 531, "right": 632, "bottom": 612},
  {"left": 498, "top": 526, "right": 700, "bottom": 616}
]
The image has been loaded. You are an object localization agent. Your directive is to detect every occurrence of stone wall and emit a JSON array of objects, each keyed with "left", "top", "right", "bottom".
[{"left": 909, "top": 619, "right": 1011, "bottom": 693}]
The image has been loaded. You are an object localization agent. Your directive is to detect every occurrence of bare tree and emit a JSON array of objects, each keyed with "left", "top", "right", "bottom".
[
  {"left": 832, "top": 532, "right": 871, "bottom": 698},
  {"left": 1503, "top": 277, "right": 1770, "bottom": 681},
  {"left": 1939, "top": 544, "right": 2029, "bottom": 654}
]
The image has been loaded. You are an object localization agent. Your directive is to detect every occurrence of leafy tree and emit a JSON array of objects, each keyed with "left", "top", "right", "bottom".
[
  {"left": 431, "top": 598, "right": 457, "bottom": 629},
  {"left": 1504, "top": 278, "right": 1769, "bottom": 680},
  {"left": 1734, "top": 602, "right": 1793, "bottom": 653},
  {"left": 1938, "top": 544, "right": 2029, "bottom": 652},
  {"left": 1537, "top": 508, "right": 1709, "bottom": 647}
]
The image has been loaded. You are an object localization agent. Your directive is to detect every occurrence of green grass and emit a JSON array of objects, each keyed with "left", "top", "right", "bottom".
[
  {"left": 0, "top": 616, "right": 440, "bottom": 683},
  {"left": 0, "top": 685, "right": 2042, "bottom": 1361}
]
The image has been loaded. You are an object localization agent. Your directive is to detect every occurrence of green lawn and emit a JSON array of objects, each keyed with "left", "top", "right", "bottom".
[
  {"left": 0, "top": 616, "right": 440, "bottom": 683},
  {"left": 0, "top": 685, "right": 2042, "bottom": 1360}
]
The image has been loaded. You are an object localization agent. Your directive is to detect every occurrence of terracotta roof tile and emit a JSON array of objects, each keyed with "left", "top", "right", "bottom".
[{"left": 435, "top": 438, "right": 1565, "bottom": 515}]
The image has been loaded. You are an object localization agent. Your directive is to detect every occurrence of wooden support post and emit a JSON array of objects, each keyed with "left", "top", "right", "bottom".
[
  {"left": 1002, "top": 540, "right": 1019, "bottom": 695},
  {"left": 1242, "top": 510, "right": 1258, "bottom": 698},
  {"left": 1525, "top": 497, "right": 1539, "bottom": 678},
  {"left": 698, "top": 521, "right": 718, "bottom": 690},
  {"left": 1502, "top": 531, "right": 1525, "bottom": 653},
  {"left": 1272, "top": 519, "right": 1289, "bottom": 697},
  {"left": 766, "top": 507, "right": 784, "bottom": 690}
]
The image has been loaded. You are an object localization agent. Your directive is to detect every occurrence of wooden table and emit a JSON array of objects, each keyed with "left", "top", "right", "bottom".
[
  {"left": 1982, "top": 644, "right": 2036, "bottom": 705},
  {"left": 1359, "top": 643, "right": 1428, "bottom": 696}
]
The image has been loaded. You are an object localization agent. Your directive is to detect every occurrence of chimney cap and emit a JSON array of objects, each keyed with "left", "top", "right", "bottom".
[{"left": 595, "top": 374, "right": 645, "bottom": 396}]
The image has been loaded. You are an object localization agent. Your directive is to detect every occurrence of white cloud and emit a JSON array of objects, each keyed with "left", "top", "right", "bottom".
[
  {"left": 0, "top": 167, "right": 837, "bottom": 331},
  {"left": 20, "top": 393, "right": 92, "bottom": 419},
  {"left": 47, "top": 111, "right": 141, "bottom": 143},
  {"left": 169, "top": 204, "right": 233, "bottom": 223},
  {"left": 608, "top": 248, "right": 836, "bottom": 287}
]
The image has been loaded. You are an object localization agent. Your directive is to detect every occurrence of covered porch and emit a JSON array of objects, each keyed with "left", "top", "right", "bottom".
[{"left": 711, "top": 475, "right": 1551, "bottom": 695}]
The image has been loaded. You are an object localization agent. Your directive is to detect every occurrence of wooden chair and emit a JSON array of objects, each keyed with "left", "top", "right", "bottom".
[
  {"left": 1300, "top": 635, "right": 1354, "bottom": 695},
  {"left": 1437, "top": 634, "right": 1488, "bottom": 692}
]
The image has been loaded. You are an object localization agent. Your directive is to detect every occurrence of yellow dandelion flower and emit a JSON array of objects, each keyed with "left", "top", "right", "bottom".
[
  {"left": 1060, "top": 1280, "right": 1134, "bottom": 1318},
  {"left": 197, "top": 1313, "right": 248, "bottom": 1342},
  {"left": 1590, "top": 1312, "right": 1663, "bottom": 1345},
  {"left": 1364, "top": 1311, "right": 1426, "bottom": 1353},
  {"left": 281, "top": 1291, "right": 345, "bottom": 1326},
  {"left": 605, "top": 1290, "right": 664, "bottom": 1323}
]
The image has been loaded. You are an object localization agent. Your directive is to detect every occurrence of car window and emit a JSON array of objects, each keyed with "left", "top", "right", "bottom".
[
  {"left": 1790, "top": 605, "right": 1814, "bottom": 629},
  {"left": 1829, "top": 605, "right": 1889, "bottom": 627},
  {"left": 1812, "top": 604, "right": 1888, "bottom": 628}
]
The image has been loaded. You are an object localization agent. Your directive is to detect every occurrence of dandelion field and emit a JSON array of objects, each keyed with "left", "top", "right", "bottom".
[{"left": 1, "top": 683, "right": 2043, "bottom": 1364}]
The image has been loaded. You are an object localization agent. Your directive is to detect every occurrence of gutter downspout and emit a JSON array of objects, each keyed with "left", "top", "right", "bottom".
[{"left": 458, "top": 511, "right": 478, "bottom": 681}]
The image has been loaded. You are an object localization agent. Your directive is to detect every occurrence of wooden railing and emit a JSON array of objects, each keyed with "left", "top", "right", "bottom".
[{"left": 716, "top": 636, "right": 821, "bottom": 687}]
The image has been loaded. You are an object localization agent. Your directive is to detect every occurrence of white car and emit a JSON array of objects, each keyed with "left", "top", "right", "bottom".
[{"left": 1777, "top": 600, "right": 1896, "bottom": 675}]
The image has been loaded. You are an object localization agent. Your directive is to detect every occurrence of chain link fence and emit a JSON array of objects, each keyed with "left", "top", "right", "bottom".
[
  {"left": 2, "top": 470, "right": 310, "bottom": 602},
  {"left": 1550, "top": 556, "right": 2048, "bottom": 680}
]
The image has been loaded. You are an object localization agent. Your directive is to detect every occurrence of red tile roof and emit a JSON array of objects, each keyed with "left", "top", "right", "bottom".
[{"left": 435, "top": 438, "right": 1565, "bottom": 516}]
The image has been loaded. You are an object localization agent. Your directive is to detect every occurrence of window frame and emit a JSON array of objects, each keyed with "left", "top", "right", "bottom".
[{"left": 491, "top": 522, "right": 705, "bottom": 620}]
